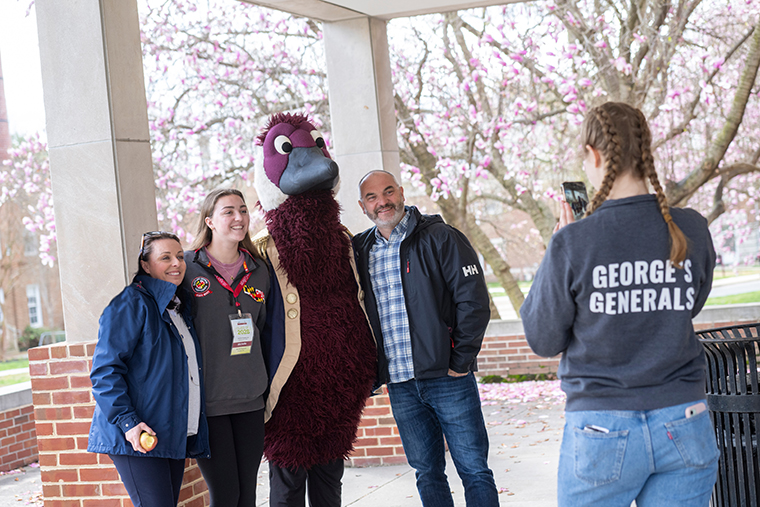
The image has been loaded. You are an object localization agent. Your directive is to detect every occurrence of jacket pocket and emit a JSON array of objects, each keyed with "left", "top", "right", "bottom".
[
  {"left": 572, "top": 426, "right": 628, "bottom": 486},
  {"left": 664, "top": 410, "right": 719, "bottom": 468}
]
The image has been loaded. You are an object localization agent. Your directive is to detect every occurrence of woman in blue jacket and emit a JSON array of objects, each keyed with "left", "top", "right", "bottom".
[{"left": 88, "top": 231, "right": 210, "bottom": 507}]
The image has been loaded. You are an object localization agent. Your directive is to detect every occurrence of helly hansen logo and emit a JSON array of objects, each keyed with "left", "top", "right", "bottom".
[{"left": 462, "top": 264, "right": 479, "bottom": 277}]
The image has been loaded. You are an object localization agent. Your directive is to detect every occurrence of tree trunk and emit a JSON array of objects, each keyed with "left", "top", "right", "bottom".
[
  {"left": 488, "top": 294, "right": 501, "bottom": 320},
  {"left": 464, "top": 214, "right": 525, "bottom": 313}
]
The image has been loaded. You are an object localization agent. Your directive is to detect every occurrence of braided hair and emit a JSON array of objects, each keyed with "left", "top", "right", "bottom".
[{"left": 581, "top": 102, "right": 688, "bottom": 267}]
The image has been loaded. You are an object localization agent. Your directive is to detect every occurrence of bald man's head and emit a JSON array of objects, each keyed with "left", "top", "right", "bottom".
[{"left": 357, "top": 170, "right": 406, "bottom": 234}]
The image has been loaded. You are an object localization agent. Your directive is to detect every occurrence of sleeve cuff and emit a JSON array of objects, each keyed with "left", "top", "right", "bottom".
[{"left": 116, "top": 414, "right": 141, "bottom": 434}]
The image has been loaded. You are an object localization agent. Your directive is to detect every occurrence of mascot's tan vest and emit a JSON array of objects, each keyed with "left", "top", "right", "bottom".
[{"left": 252, "top": 228, "right": 376, "bottom": 423}]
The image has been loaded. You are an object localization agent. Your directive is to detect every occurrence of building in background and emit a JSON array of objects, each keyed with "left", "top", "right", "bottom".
[{"left": 0, "top": 50, "right": 64, "bottom": 358}]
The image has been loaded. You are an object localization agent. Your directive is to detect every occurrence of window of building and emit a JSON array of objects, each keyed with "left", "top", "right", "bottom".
[
  {"left": 24, "top": 230, "right": 37, "bottom": 257},
  {"left": 26, "top": 284, "right": 43, "bottom": 328}
]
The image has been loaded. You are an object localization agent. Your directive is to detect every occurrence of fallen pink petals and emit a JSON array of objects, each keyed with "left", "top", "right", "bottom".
[{"left": 479, "top": 380, "right": 565, "bottom": 405}]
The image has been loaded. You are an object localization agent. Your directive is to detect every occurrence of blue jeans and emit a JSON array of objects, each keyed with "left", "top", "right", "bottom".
[
  {"left": 558, "top": 401, "right": 719, "bottom": 507},
  {"left": 387, "top": 373, "right": 498, "bottom": 507}
]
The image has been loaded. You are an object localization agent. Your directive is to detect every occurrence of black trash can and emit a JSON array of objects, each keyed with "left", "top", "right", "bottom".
[{"left": 697, "top": 323, "right": 760, "bottom": 507}]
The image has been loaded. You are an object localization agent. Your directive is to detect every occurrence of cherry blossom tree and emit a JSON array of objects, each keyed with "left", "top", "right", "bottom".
[
  {"left": 6, "top": 0, "right": 760, "bottom": 313},
  {"left": 139, "top": 0, "right": 329, "bottom": 241},
  {"left": 0, "top": 133, "right": 54, "bottom": 266},
  {"left": 388, "top": 0, "right": 760, "bottom": 310}
]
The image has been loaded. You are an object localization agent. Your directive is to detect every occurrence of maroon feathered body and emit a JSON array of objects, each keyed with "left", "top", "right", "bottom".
[{"left": 263, "top": 190, "right": 377, "bottom": 468}]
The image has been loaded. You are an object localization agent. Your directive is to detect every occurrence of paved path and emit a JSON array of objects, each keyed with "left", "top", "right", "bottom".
[
  {"left": 0, "top": 368, "right": 29, "bottom": 377},
  {"left": 0, "top": 465, "right": 42, "bottom": 507},
  {"left": 254, "top": 381, "right": 566, "bottom": 506},
  {"left": 708, "top": 274, "right": 760, "bottom": 298}
]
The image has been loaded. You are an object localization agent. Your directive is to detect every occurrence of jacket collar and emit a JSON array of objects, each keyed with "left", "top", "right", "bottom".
[
  {"left": 192, "top": 246, "right": 257, "bottom": 271},
  {"left": 357, "top": 206, "right": 441, "bottom": 253},
  {"left": 132, "top": 275, "right": 179, "bottom": 314}
]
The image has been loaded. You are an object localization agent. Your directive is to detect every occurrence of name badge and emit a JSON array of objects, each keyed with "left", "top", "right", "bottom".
[{"left": 229, "top": 313, "right": 254, "bottom": 356}]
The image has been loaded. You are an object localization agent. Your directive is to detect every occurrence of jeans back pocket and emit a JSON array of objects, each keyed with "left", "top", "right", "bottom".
[
  {"left": 572, "top": 427, "right": 629, "bottom": 486},
  {"left": 664, "top": 411, "right": 719, "bottom": 468}
]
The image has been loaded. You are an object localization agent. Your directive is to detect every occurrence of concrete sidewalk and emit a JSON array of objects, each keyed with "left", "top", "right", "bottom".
[
  {"left": 0, "top": 382, "right": 565, "bottom": 507},
  {"left": 0, "top": 464, "right": 42, "bottom": 507},
  {"left": 255, "top": 383, "right": 565, "bottom": 506}
]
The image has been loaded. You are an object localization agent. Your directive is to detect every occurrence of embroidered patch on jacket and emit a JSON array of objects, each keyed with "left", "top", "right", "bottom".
[
  {"left": 192, "top": 276, "right": 212, "bottom": 297},
  {"left": 243, "top": 286, "right": 266, "bottom": 303}
]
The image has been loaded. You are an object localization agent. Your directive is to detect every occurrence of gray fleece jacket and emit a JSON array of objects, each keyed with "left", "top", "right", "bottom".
[
  {"left": 520, "top": 194, "right": 715, "bottom": 412},
  {"left": 182, "top": 248, "right": 270, "bottom": 417}
]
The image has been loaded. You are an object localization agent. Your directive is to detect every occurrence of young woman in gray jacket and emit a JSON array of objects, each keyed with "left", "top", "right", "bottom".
[
  {"left": 521, "top": 102, "right": 718, "bottom": 507},
  {"left": 183, "top": 188, "right": 270, "bottom": 507}
]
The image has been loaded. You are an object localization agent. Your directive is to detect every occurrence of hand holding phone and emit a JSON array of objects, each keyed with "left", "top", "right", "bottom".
[{"left": 561, "top": 181, "right": 589, "bottom": 221}]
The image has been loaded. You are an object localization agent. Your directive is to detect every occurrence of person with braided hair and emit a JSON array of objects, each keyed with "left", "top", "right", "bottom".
[{"left": 521, "top": 102, "right": 718, "bottom": 506}]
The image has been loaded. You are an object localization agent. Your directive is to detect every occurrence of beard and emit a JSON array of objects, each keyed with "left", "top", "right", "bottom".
[{"left": 367, "top": 201, "right": 405, "bottom": 229}]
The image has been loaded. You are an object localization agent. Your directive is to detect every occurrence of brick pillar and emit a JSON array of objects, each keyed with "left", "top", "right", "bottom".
[{"left": 29, "top": 342, "right": 209, "bottom": 506}]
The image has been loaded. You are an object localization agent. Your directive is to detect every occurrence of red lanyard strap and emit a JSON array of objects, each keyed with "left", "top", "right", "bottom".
[{"left": 213, "top": 272, "right": 252, "bottom": 312}]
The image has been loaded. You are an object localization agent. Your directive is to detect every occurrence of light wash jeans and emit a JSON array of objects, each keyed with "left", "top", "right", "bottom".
[
  {"left": 387, "top": 372, "right": 499, "bottom": 507},
  {"left": 558, "top": 400, "right": 719, "bottom": 507}
]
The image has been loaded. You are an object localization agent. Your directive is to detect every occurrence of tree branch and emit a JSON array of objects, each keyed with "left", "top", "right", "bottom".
[{"left": 668, "top": 19, "right": 760, "bottom": 206}]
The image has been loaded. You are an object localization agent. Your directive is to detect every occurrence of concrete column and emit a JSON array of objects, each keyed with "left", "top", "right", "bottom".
[
  {"left": 323, "top": 16, "right": 400, "bottom": 234},
  {"left": 35, "top": 0, "right": 156, "bottom": 343}
]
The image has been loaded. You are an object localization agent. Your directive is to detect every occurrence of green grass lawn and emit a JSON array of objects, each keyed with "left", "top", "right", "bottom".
[
  {"left": 0, "top": 358, "right": 28, "bottom": 372},
  {"left": 705, "top": 291, "right": 760, "bottom": 306},
  {"left": 0, "top": 373, "right": 30, "bottom": 387}
]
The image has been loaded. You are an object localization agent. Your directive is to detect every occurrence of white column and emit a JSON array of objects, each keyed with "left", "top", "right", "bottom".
[
  {"left": 323, "top": 16, "right": 400, "bottom": 234},
  {"left": 36, "top": 0, "right": 157, "bottom": 343}
]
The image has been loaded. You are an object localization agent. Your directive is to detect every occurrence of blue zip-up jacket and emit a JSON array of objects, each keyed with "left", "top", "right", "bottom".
[
  {"left": 87, "top": 275, "right": 210, "bottom": 459},
  {"left": 353, "top": 206, "right": 491, "bottom": 386}
]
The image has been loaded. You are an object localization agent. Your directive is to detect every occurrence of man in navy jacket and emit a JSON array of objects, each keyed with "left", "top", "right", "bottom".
[{"left": 352, "top": 170, "right": 498, "bottom": 507}]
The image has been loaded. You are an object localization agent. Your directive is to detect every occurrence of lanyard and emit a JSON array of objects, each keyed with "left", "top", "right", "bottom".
[{"left": 213, "top": 271, "right": 252, "bottom": 317}]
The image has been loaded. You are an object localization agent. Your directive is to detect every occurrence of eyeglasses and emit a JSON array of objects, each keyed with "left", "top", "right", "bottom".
[{"left": 139, "top": 231, "right": 164, "bottom": 259}]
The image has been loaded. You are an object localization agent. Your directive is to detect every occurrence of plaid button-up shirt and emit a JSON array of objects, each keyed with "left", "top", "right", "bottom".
[{"left": 369, "top": 211, "right": 414, "bottom": 383}]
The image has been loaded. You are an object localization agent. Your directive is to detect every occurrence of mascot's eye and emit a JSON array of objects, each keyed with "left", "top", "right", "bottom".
[
  {"left": 310, "top": 129, "right": 326, "bottom": 149},
  {"left": 274, "top": 135, "right": 293, "bottom": 155}
]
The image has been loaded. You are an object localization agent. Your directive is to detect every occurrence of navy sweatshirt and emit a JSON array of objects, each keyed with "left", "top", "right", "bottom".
[{"left": 520, "top": 194, "right": 716, "bottom": 411}]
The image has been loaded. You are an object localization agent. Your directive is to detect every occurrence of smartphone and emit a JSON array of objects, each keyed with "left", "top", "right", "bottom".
[
  {"left": 561, "top": 181, "right": 589, "bottom": 221},
  {"left": 685, "top": 402, "right": 707, "bottom": 418}
]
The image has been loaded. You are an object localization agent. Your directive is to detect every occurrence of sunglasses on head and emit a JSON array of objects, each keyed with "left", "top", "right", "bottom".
[{"left": 139, "top": 231, "right": 166, "bottom": 259}]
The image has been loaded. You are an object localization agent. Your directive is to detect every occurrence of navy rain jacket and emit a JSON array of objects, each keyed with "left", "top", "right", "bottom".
[{"left": 87, "top": 275, "right": 210, "bottom": 459}]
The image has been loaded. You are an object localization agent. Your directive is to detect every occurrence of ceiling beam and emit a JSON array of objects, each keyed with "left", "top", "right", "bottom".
[{"left": 239, "top": 0, "right": 528, "bottom": 21}]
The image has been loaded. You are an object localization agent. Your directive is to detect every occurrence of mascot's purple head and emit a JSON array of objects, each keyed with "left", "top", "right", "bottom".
[{"left": 254, "top": 113, "right": 339, "bottom": 211}]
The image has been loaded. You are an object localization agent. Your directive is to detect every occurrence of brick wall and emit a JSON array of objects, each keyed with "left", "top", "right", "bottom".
[
  {"left": 0, "top": 402, "right": 37, "bottom": 472},
  {"left": 26, "top": 304, "right": 760, "bottom": 505},
  {"left": 480, "top": 320, "right": 560, "bottom": 376}
]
